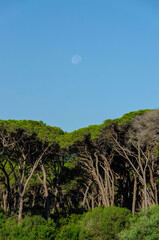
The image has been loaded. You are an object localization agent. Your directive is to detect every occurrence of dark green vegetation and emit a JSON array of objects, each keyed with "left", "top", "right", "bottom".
[
  {"left": 119, "top": 205, "right": 159, "bottom": 240},
  {"left": 0, "top": 109, "right": 159, "bottom": 239}
]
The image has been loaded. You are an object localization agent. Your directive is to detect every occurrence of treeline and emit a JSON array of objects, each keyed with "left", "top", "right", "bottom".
[{"left": 0, "top": 109, "right": 159, "bottom": 227}]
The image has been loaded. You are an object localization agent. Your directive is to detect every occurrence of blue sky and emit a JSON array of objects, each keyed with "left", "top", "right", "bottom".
[{"left": 0, "top": 0, "right": 159, "bottom": 132}]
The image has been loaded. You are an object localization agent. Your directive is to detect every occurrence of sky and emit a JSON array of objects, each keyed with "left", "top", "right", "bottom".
[{"left": 0, "top": 0, "right": 159, "bottom": 132}]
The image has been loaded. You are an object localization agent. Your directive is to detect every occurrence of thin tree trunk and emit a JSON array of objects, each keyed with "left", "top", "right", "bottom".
[
  {"left": 32, "top": 190, "right": 36, "bottom": 207},
  {"left": 148, "top": 165, "right": 157, "bottom": 205},
  {"left": 132, "top": 174, "right": 137, "bottom": 214},
  {"left": 143, "top": 175, "right": 148, "bottom": 209},
  {"left": 52, "top": 187, "right": 58, "bottom": 214},
  {"left": 3, "top": 191, "right": 8, "bottom": 212},
  {"left": 41, "top": 164, "right": 50, "bottom": 219},
  {"left": 154, "top": 183, "right": 158, "bottom": 204},
  {"left": 18, "top": 147, "right": 49, "bottom": 224},
  {"left": 18, "top": 196, "right": 24, "bottom": 225},
  {"left": 14, "top": 189, "right": 19, "bottom": 213},
  {"left": 82, "top": 182, "right": 91, "bottom": 208},
  {"left": 91, "top": 196, "right": 94, "bottom": 209},
  {"left": 86, "top": 198, "right": 90, "bottom": 209}
]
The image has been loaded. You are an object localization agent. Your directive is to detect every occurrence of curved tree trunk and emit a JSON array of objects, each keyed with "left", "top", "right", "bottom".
[
  {"left": 37, "top": 164, "right": 50, "bottom": 220},
  {"left": 41, "top": 164, "right": 50, "bottom": 220}
]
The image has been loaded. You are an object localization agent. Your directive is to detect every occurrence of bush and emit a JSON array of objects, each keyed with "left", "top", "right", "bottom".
[
  {"left": 119, "top": 205, "right": 159, "bottom": 240},
  {"left": 55, "top": 214, "right": 82, "bottom": 240},
  {"left": 0, "top": 207, "right": 132, "bottom": 240},
  {"left": 0, "top": 215, "right": 18, "bottom": 240},
  {"left": 0, "top": 211, "right": 5, "bottom": 228},
  {"left": 56, "top": 206, "right": 131, "bottom": 240},
  {"left": 17, "top": 215, "right": 56, "bottom": 240},
  {"left": 79, "top": 206, "right": 131, "bottom": 240},
  {"left": 0, "top": 215, "right": 56, "bottom": 240}
]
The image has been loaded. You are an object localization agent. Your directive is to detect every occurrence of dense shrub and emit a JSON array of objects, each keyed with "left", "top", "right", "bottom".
[
  {"left": 79, "top": 206, "right": 131, "bottom": 240},
  {"left": 55, "top": 214, "right": 82, "bottom": 240},
  {"left": 0, "top": 211, "right": 5, "bottom": 228},
  {"left": 0, "top": 215, "right": 18, "bottom": 240},
  {"left": 119, "top": 205, "right": 159, "bottom": 240},
  {"left": 0, "top": 206, "right": 134, "bottom": 240},
  {"left": 0, "top": 215, "right": 56, "bottom": 240},
  {"left": 56, "top": 206, "right": 131, "bottom": 240},
  {"left": 17, "top": 215, "right": 56, "bottom": 240}
]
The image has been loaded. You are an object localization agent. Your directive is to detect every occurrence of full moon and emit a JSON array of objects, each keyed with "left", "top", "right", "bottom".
[{"left": 71, "top": 55, "right": 82, "bottom": 65}]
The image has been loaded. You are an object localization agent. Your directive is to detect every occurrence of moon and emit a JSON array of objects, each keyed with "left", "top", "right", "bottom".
[{"left": 71, "top": 55, "right": 82, "bottom": 65}]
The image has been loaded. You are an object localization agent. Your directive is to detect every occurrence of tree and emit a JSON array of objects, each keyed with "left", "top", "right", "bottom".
[
  {"left": 0, "top": 120, "right": 63, "bottom": 224},
  {"left": 111, "top": 110, "right": 159, "bottom": 210}
]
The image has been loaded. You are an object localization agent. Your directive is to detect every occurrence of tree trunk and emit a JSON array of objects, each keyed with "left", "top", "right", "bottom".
[
  {"left": 3, "top": 191, "right": 8, "bottom": 212},
  {"left": 132, "top": 174, "right": 137, "bottom": 214},
  {"left": 143, "top": 176, "right": 148, "bottom": 209},
  {"left": 14, "top": 189, "right": 19, "bottom": 213},
  {"left": 52, "top": 187, "right": 58, "bottom": 214},
  {"left": 41, "top": 165, "right": 50, "bottom": 219},
  {"left": 154, "top": 183, "right": 158, "bottom": 204},
  {"left": 91, "top": 196, "right": 94, "bottom": 209},
  {"left": 38, "top": 164, "right": 50, "bottom": 219},
  {"left": 86, "top": 198, "right": 90, "bottom": 209},
  {"left": 82, "top": 183, "right": 91, "bottom": 208},
  {"left": 92, "top": 169, "right": 108, "bottom": 207},
  {"left": 148, "top": 165, "right": 157, "bottom": 205},
  {"left": 32, "top": 190, "right": 36, "bottom": 207},
  {"left": 18, "top": 196, "right": 24, "bottom": 225}
]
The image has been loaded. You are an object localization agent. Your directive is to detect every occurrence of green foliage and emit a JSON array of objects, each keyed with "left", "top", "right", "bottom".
[
  {"left": 119, "top": 205, "right": 159, "bottom": 240},
  {"left": 0, "top": 119, "right": 64, "bottom": 143},
  {"left": 57, "top": 124, "right": 102, "bottom": 149},
  {"left": 2, "top": 206, "right": 159, "bottom": 240},
  {"left": 116, "top": 109, "right": 151, "bottom": 125},
  {"left": 0, "top": 215, "right": 18, "bottom": 240},
  {"left": 102, "top": 109, "right": 151, "bottom": 128},
  {"left": 55, "top": 214, "right": 82, "bottom": 240},
  {"left": 57, "top": 109, "right": 151, "bottom": 149},
  {"left": 79, "top": 206, "right": 131, "bottom": 240},
  {"left": 0, "top": 109, "right": 151, "bottom": 148},
  {"left": 0, "top": 215, "right": 56, "bottom": 240},
  {"left": 0, "top": 211, "right": 5, "bottom": 228},
  {"left": 17, "top": 215, "right": 56, "bottom": 240},
  {"left": 61, "top": 158, "right": 84, "bottom": 195},
  {"left": 55, "top": 207, "right": 131, "bottom": 240},
  {"left": 0, "top": 109, "right": 156, "bottom": 240}
]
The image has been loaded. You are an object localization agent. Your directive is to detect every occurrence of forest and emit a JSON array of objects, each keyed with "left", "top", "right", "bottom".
[{"left": 0, "top": 109, "right": 159, "bottom": 239}]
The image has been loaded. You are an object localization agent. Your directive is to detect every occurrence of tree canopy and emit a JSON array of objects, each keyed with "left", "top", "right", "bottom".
[{"left": 1, "top": 108, "right": 159, "bottom": 240}]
